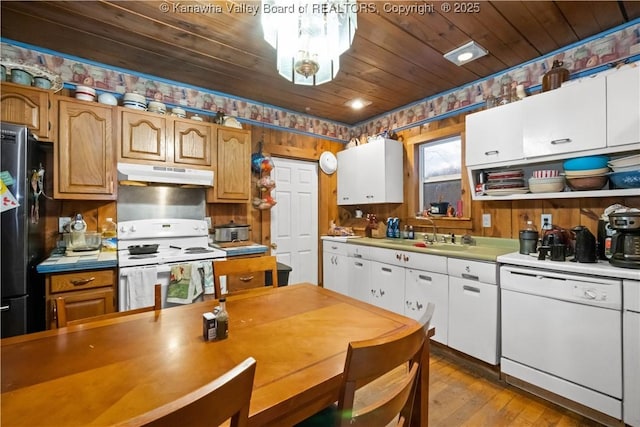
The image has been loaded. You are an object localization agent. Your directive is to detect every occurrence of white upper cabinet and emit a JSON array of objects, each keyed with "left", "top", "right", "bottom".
[
  {"left": 607, "top": 65, "right": 640, "bottom": 148},
  {"left": 337, "top": 138, "right": 403, "bottom": 205},
  {"left": 465, "top": 101, "right": 524, "bottom": 166},
  {"left": 522, "top": 76, "right": 607, "bottom": 158}
]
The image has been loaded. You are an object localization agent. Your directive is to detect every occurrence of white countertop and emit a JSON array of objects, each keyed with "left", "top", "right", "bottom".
[{"left": 497, "top": 252, "right": 640, "bottom": 280}]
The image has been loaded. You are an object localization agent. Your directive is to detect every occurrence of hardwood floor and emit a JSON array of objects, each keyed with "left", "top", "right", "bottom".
[{"left": 428, "top": 348, "right": 607, "bottom": 427}]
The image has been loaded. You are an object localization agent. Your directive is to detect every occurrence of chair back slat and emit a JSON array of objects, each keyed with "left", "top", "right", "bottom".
[
  {"left": 213, "top": 255, "right": 278, "bottom": 297},
  {"left": 335, "top": 302, "right": 436, "bottom": 427},
  {"left": 119, "top": 357, "right": 257, "bottom": 427}
]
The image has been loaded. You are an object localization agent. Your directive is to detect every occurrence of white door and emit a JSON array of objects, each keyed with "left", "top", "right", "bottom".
[{"left": 270, "top": 158, "right": 318, "bottom": 285}]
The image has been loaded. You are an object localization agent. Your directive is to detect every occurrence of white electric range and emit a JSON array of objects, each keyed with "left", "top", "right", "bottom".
[{"left": 117, "top": 219, "right": 226, "bottom": 311}]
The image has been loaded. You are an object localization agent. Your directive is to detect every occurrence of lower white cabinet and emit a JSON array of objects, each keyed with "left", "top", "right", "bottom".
[
  {"left": 447, "top": 258, "right": 499, "bottom": 364},
  {"left": 347, "top": 257, "right": 371, "bottom": 302},
  {"left": 369, "top": 261, "right": 405, "bottom": 313},
  {"left": 321, "top": 242, "right": 499, "bottom": 365},
  {"left": 405, "top": 268, "right": 448, "bottom": 344},
  {"left": 322, "top": 241, "right": 348, "bottom": 295}
]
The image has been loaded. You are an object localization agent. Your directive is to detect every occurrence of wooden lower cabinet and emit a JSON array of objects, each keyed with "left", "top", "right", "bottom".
[{"left": 46, "top": 268, "right": 116, "bottom": 328}]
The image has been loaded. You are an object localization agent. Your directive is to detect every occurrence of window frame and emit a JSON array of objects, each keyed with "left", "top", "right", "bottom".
[
  {"left": 405, "top": 123, "right": 472, "bottom": 226},
  {"left": 418, "top": 135, "right": 463, "bottom": 213}
]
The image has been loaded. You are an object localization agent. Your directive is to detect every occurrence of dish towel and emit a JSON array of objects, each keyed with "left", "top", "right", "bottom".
[
  {"left": 126, "top": 267, "right": 158, "bottom": 310},
  {"left": 167, "top": 264, "right": 194, "bottom": 304},
  {"left": 190, "top": 262, "right": 204, "bottom": 301},
  {"left": 202, "top": 263, "right": 214, "bottom": 295}
]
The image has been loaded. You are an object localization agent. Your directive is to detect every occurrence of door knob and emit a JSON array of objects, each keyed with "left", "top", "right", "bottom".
[{"left": 270, "top": 242, "right": 278, "bottom": 250}]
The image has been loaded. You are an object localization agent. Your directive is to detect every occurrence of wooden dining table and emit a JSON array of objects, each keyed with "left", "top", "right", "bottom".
[{"left": 1, "top": 284, "right": 431, "bottom": 427}]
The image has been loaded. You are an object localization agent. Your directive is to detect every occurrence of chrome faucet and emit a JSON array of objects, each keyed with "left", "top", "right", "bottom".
[{"left": 422, "top": 218, "right": 438, "bottom": 243}]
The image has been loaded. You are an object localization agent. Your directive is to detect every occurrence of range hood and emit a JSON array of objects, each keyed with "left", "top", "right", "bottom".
[{"left": 117, "top": 163, "right": 214, "bottom": 187}]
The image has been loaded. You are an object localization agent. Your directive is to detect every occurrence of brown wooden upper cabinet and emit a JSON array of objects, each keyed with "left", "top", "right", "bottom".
[
  {"left": 207, "top": 127, "right": 251, "bottom": 202},
  {"left": 119, "top": 109, "right": 212, "bottom": 168},
  {"left": 56, "top": 97, "right": 116, "bottom": 200},
  {"left": 1, "top": 82, "right": 52, "bottom": 140}
]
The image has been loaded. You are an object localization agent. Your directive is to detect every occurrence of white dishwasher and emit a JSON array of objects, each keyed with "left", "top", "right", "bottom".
[
  {"left": 624, "top": 279, "right": 640, "bottom": 427},
  {"left": 500, "top": 265, "right": 623, "bottom": 419}
]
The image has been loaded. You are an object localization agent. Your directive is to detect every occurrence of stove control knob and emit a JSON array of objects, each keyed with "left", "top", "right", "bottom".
[
  {"left": 129, "top": 225, "right": 137, "bottom": 233},
  {"left": 119, "top": 225, "right": 127, "bottom": 233}
]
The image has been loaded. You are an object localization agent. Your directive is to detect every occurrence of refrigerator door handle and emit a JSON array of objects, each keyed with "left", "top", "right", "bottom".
[{"left": 1, "top": 305, "right": 10, "bottom": 312}]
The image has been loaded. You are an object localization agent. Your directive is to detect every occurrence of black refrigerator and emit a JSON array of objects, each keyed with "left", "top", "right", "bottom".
[{"left": 1, "top": 123, "right": 47, "bottom": 337}]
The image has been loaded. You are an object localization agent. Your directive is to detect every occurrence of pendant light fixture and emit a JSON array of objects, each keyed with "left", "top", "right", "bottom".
[{"left": 261, "top": 0, "right": 357, "bottom": 85}]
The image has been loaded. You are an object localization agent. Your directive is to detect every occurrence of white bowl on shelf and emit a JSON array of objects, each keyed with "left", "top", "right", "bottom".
[
  {"left": 528, "top": 177, "right": 565, "bottom": 193},
  {"left": 97, "top": 93, "right": 118, "bottom": 106}
]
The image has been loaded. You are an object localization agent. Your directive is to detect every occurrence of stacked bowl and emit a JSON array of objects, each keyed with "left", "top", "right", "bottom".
[
  {"left": 528, "top": 169, "right": 565, "bottom": 193},
  {"left": 75, "top": 85, "right": 96, "bottom": 102},
  {"left": 608, "top": 154, "right": 640, "bottom": 189},
  {"left": 148, "top": 101, "right": 167, "bottom": 115},
  {"left": 563, "top": 155, "right": 609, "bottom": 191},
  {"left": 123, "top": 93, "right": 147, "bottom": 110}
]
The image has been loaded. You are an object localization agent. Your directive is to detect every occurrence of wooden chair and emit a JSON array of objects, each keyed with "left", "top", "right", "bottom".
[
  {"left": 213, "top": 255, "right": 278, "bottom": 297},
  {"left": 121, "top": 357, "right": 257, "bottom": 427},
  {"left": 297, "top": 303, "right": 435, "bottom": 427},
  {"left": 55, "top": 284, "right": 162, "bottom": 328}
]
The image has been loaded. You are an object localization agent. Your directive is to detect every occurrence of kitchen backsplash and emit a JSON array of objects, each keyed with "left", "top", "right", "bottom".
[{"left": 117, "top": 186, "right": 206, "bottom": 222}]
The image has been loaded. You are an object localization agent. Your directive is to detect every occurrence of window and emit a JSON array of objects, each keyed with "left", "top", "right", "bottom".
[{"left": 418, "top": 135, "right": 462, "bottom": 213}]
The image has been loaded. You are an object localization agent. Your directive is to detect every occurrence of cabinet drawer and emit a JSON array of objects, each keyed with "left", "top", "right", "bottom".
[
  {"left": 226, "top": 273, "right": 266, "bottom": 292},
  {"left": 368, "top": 246, "right": 447, "bottom": 273},
  {"left": 346, "top": 244, "right": 370, "bottom": 259},
  {"left": 447, "top": 258, "right": 497, "bottom": 284},
  {"left": 50, "top": 270, "right": 115, "bottom": 293},
  {"left": 323, "top": 240, "right": 348, "bottom": 256}
]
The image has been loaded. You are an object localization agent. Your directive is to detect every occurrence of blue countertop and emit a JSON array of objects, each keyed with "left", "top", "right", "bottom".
[
  {"left": 209, "top": 243, "right": 269, "bottom": 257},
  {"left": 37, "top": 251, "right": 118, "bottom": 274}
]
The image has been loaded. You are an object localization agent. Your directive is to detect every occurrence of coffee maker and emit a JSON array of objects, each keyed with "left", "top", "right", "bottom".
[{"left": 608, "top": 212, "right": 640, "bottom": 269}]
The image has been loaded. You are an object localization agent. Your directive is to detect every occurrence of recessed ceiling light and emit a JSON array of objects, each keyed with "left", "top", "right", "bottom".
[
  {"left": 444, "top": 41, "right": 488, "bottom": 66},
  {"left": 345, "top": 98, "right": 371, "bottom": 110},
  {"left": 457, "top": 52, "right": 474, "bottom": 62}
]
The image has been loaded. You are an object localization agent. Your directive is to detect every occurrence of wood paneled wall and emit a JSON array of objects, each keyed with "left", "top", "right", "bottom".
[
  {"left": 43, "top": 113, "right": 638, "bottom": 254},
  {"left": 224, "top": 114, "right": 640, "bottom": 247}
]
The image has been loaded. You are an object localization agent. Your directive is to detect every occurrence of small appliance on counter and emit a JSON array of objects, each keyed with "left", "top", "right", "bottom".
[
  {"left": 571, "top": 225, "right": 597, "bottom": 263},
  {"left": 212, "top": 220, "right": 250, "bottom": 243},
  {"left": 519, "top": 221, "right": 538, "bottom": 255},
  {"left": 539, "top": 224, "right": 574, "bottom": 260},
  {"left": 609, "top": 211, "right": 640, "bottom": 269}
]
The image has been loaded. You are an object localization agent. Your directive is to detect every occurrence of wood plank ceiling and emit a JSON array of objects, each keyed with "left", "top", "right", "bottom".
[{"left": 2, "top": 1, "right": 638, "bottom": 124}]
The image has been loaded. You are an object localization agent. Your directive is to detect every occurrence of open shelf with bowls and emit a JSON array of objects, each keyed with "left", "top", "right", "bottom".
[{"left": 468, "top": 150, "right": 640, "bottom": 200}]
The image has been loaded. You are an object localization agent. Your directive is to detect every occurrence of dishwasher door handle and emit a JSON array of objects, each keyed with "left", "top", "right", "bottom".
[{"left": 463, "top": 285, "right": 481, "bottom": 294}]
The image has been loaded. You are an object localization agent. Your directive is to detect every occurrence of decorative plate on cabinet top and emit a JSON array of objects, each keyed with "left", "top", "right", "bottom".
[
  {"left": 1, "top": 59, "right": 64, "bottom": 92},
  {"left": 223, "top": 116, "right": 243, "bottom": 129}
]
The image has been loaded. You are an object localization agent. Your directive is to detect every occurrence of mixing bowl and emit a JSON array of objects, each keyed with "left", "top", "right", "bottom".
[{"left": 64, "top": 232, "right": 102, "bottom": 251}]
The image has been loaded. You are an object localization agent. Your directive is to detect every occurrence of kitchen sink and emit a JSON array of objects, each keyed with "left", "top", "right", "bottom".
[{"left": 382, "top": 239, "right": 476, "bottom": 251}]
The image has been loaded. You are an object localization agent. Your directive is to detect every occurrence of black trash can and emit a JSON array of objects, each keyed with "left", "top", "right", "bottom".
[{"left": 265, "top": 262, "right": 292, "bottom": 287}]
